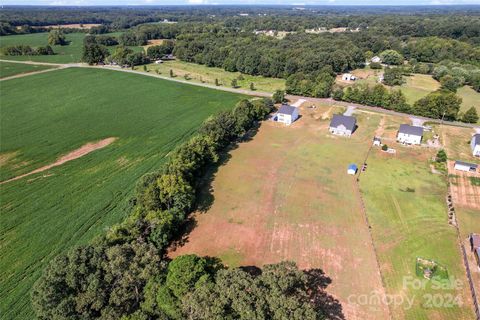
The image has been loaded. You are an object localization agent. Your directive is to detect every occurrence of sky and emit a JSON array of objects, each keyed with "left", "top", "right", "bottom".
[{"left": 1, "top": 0, "right": 480, "bottom": 6}]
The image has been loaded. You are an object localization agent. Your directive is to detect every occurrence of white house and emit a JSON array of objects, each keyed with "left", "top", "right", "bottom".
[
  {"left": 471, "top": 134, "right": 480, "bottom": 157},
  {"left": 342, "top": 73, "right": 356, "bottom": 81},
  {"left": 329, "top": 114, "right": 357, "bottom": 137},
  {"left": 454, "top": 160, "right": 478, "bottom": 173},
  {"left": 371, "top": 56, "right": 381, "bottom": 63},
  {"left": 397, "top": 124, "right": 423, "bottom": 145},
  {"left": 276, "top": 104, "right": 299, "bottom": 125},
  {"left": 154, "top": 59, "right": 163, "bottom": 64}
]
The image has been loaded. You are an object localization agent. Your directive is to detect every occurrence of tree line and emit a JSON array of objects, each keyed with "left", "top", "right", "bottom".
[{"left": 31, "top": 99, "right": 340, "bottom": 319}]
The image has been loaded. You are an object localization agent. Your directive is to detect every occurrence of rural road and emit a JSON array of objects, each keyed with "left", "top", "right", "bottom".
[{"left": 1, "top": 59, "right": 479, "bottom": 130}]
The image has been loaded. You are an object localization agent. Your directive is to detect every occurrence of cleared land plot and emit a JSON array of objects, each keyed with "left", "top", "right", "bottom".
[
  {"left": 0, "top": 32, "right": 142, "bottom": 64},
  {"left": 172, "top": 104, "right": 390, "bottom": 319},
  {"left": 0, "top": 67, "right": 244, "bottom": 319},
  {"left": 137, "top": 60, "right": 286, "bottom": 93},
  {"left": 447, "top": 161, "right": 480, "bottom": 211},
  {"left": 0, "top": 61, "right": 55, "bottom": 78},
  {"left": 437, "top": 125, "right": 478, "bottom": 163},
  {"left": 360, "top": 147, "right": 475, "bottom": 319}
]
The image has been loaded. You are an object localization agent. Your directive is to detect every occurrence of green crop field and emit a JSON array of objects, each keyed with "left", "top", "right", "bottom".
[
  {"left": 0, "top": 32, "right": 142, "bottom": 64},
  {"left": 360, "top": 148, "right": 475, "bottom": 319},
  {"left": 0, "top": 67, "right": 244, "bottom": 319},
  {"left": 137, "top": 60, "right": 286, "bottom": 93},
  {"left": 0, "top": 61, "right": 56, "bottom": 78}
]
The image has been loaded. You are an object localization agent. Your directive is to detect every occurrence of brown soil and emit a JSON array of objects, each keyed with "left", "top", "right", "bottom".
[
  {"left": 32, "top": 24, "right": 101, "bottom": 29},
  {"left": 1, "top": 137, "right": 116, "bottom": 185}
]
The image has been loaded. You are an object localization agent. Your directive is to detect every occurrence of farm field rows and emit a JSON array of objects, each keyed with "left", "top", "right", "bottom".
[
  {"left": 0, "top": 61, "right": 56, "bottom": 78},
  {"left": 0, "top": 67, "right": 244, "bottom": 319},
  {"left": 136, "top": 59, "right": 286, "bottom": 93},
  {"left": 172, "top": 103, "right": 391, "bottom": 319}
]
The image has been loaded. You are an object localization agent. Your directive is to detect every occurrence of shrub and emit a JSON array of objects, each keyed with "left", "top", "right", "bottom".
[{"left": 382, "top": 144, "right": 388, "bottom": 151}]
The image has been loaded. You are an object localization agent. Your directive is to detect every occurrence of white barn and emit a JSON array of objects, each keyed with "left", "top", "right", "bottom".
[
  {"left": 471, "top": 134, "right": 480, "bottom": 157},
  {"left": 397, "top": 124, "right": 423, "bottom": 145},
  {"left": 329, "top": 114, "right": 357, "bottom": 137},
  {"left": 276, "top": 104, "right": 299, "bottom": 125},
  {"left": 454, "top": 161, "right": 478, "bottom": 173}
]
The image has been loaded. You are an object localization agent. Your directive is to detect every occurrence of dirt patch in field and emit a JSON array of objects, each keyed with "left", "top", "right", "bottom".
[
  {"left": 1, "top": 137, "right": 117, "bottom": 185},
  {"left": 170, "top": 106, "right": 390, "bottom": 319},
  {"left": 143, "top": 39, "right": 165, "bottom": 50},
  {"left": 448, "top": 161, "right": 480, "bottom": 210}
]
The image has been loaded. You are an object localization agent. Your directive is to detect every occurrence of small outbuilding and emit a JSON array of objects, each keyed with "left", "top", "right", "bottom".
[
  {"left": 371, "top": 56, "right": 381, "bottom": 63},
  {"left": 471, "top": 134, "right": 480, "bottom": 157},
  {"left": 373, "top": 137, "right": 381, "bottom": 146},
  {"left": 276, "top": 104, "right": 299, "bottom": 125},
  {"left": 329, "top": 114, "right": 357, "bottom": 137},
  {"left": 342, "top": 73, "right": 356, "bottom": 81},
  {"left": 397, "top": 124, "right": 423, "bottom": 145},
  {"left": 454, "top": 160, "right": 478, "bottom": 173},
  {"left": 154, "top": 59, "right": 163, "bottom": 64},
  {"left": 347, "top": 164, "right": 358, "bottom": 175}
]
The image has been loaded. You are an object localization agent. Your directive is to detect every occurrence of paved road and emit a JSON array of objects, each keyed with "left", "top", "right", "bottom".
[{"left": 1, "top": 59, "right": 478, "bottom": 130}]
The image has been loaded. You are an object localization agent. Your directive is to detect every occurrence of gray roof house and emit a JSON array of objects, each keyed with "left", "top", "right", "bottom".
[
  {"left": 329, "top": 114, "right": 357, "bottom": 137},
  {"left": 276, "top": 104, "right": 299, "bottom": 125},
  {"left": 397, "top": 124, "right": 424, "bottom": 145}
]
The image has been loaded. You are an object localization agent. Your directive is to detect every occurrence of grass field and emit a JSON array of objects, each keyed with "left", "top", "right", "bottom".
[
  {"left": 359, "top": 146, "right": 475, "bottom": 319},
  {"left": 0, "top": 67, "right": 244, "bottom": 319},
  {"left": 393, "top": 74, "right": 441, "bottom": 105},
  {"left": 136, "top": 60, "right": 286, "bottom": 93},
  {"left": 0, "top": 32, "right": 142, "bottom": 64},
  {"left": 0, "top": 61, "right": 56, "bottom": 78},
  {"left": 457, "top": 85, "right": 480, "bottom": 115},
  {"left": 172, "top": 103, "right": 391, "bottom": 319}
]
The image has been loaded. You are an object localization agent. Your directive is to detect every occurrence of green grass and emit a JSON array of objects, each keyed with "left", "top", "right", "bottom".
[
  {"left": 457, "top": 85, "right": 480, "bottom": 117},
  {"left": 0, "top": 61, "right": 56, "bottom": 78},
  {"left": 0, "top": 32, "right": 142, "bottom": 64},
  {"left": 394, "top": 74, "right": 441, "bottom": 105},
  {"left": 360, "top": 149, "right": 474, "bottom": 319},
  {"left": 0, "top": 67, "right": 245, "bottom": 319},
  {"left": 137, "top": 60, "right": 286, "bottom": 93}
]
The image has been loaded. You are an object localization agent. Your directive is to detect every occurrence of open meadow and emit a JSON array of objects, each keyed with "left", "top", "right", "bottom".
[
  {"left": 0, "top": 61, "right": 56, "bottom": 78},
  {"left": 137, "top": 60, "right": 286, "bottom": 93},
  {"left": 171, "top": 102, "right": 392, "bottom": 319},
  {"left": 0, "top": 67, "right": 244, "bottom": 319},
  {"left": 0, "top": 32, "right": 142, "bottom": 64}
]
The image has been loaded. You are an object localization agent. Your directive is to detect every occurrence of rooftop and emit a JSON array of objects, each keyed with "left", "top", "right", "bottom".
[
  {"left": 399, "top": 124, "right": 423, "bottom": 137},
  {"left": 278, "top": 104, "right": 297, "bottom": 116},
  {"left": 473, "top": 134, "right": 480, "bottom": 146},
  {"left": 455, "top": 160, "right": 478, "bottom": 169},
  {"left": 471, "top": 234, "right": 480, "bottom": 248},
  {"left": 330, "top": 114, "right": 356, "bottom": 131}
]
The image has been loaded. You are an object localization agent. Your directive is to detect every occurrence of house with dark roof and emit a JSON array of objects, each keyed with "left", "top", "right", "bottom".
[
  {"left": 454, "top": 160, "right": 478, "bottom": 173},
  {"left": 397, "top": 124, "right": 423, "bottom": 145},
  {"left": 329, "top": 114, "right": 357, "bottom": 137},
  {"left": 276, "top": 104, "right": 299, "bottom": 125},
  {"left": 470, "top": 234, "right": 480, "bottom": 269},
  {"left": 471, "top": 134, "right": 480, "bottom": 157}
]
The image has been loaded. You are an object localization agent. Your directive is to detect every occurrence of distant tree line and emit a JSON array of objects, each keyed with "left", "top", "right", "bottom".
[{"left": 2, "top": 44, "right": 54, "bottom": 56}]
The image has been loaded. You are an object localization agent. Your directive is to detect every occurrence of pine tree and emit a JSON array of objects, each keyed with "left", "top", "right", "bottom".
[{"left": 462, "top": 107, "right": 479, "bottom": 123}]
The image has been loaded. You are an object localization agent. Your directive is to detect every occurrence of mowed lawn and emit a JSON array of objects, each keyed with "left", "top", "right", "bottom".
[
  {"left": 0, "top": 32, "right": 142, "bottom": 64},
  {"left": 359, "top": 148, "right": 475, "bottom": 319},
  {"left": 137, "top": 60, "right": 286, "bottom": 93},
  {"left": 172, "top": 104, "right": 391, "bottom": 319},
  {"left": 0, "top": 67, "right": 244, "bottom": 319},
  {"left": 457, "top": 85, "right": 480, "bottom": 117},
  {"left": 393, "top": 74, "right": 440, "bottom": 105},
  {"left": 0, "top": 61, "right": 56, "bottom": 78}
]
